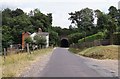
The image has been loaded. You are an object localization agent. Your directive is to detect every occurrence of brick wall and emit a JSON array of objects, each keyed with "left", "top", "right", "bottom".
[{"left": 22, "top": 32, "right": 30, "bottom": 49}]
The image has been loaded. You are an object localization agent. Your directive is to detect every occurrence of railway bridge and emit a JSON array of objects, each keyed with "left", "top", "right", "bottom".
[{"left": 60, "top": 35, "right": 69, "bottom": 47}]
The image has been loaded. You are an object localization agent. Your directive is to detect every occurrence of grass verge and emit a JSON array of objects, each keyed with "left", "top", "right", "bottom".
[
  {"left": 69, "top": 45, "right": 119, "bottom": 60},
  {"left": 2, "top": 47, "right": 53, "bottom": 77}
]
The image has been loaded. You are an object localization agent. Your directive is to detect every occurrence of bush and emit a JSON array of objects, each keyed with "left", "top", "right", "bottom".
[
  {"left": 113, "top": 32, "right": 120, "bottom": 45},
  {"left": 34, "top": 35, "right": 46, "bottom": 48},
  {"left": 24, "top": 37, "right": 33, "bottom": 44},
  {"left": 49, "top": 31, "right": 59, "bottom": 46},
  {"left": 68, "top": 33, "right": 83, "bottom": 44},
  {"left": 78, "top": 32, "right": 105, "bottom": 44}
]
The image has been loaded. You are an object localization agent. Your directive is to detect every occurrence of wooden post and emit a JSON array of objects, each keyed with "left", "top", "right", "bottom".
[
  {"left": 27, "top": 43, "right": 30, "bottom": 54},
  {"left": 3, "top": 48, "right": 6, "bottom": 61},
  {"left": 32, "top": 45, "right": 34, "bottom": 53},
  {"left": 10, "top": 44, "right": 13, "bottom": 53}
]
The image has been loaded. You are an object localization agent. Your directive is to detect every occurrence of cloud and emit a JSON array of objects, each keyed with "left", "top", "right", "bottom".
[
  {"left": 118, "top": 1, "right": 120, "bottom": 9},
  {"left": 2, "top": 0, "right": 117, "bottom": 2},
  {"left": 0, "top": 0, "right": 119, "bottom": 28}
]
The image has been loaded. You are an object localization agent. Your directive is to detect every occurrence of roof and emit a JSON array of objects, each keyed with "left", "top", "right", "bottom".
[
  {"left": 30, "top": 32, "right": 37, "bottom": 38},
  {"left": 38, "top": 32, "right": 49, "bottom": 36},
  {"left": 22, "top": 32, "right": 31, "bottom": 35},
  {"left": 30, "top": 32, "right": 49, "bottom": 37}
]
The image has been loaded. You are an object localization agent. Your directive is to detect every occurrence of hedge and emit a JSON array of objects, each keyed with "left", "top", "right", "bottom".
[
  {"left": 78, "top": 32, "right": 105, "bottom": 44},
  {"left": 113, "top": 32, "right": 120, "bottom": 45},
  {"left": 68, "top": 33, "right": 83, "bottom": 44}
]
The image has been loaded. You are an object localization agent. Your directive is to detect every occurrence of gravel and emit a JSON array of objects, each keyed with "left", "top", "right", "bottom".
[
  {"left": 19, "top": 49, "right": 54, "bottom": 77},
  {"left": 78, "top": 55, "right": 118, "bottom": 77}
]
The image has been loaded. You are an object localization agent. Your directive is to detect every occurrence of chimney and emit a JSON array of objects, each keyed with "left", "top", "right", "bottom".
[{"left": 38, "top": 28, "right": 42, "bottom": 33}]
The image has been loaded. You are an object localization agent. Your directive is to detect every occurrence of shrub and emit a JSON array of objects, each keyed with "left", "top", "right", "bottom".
[
  {"left": 78, "top": 32, "right": 105, "bottom": 44},
  {"left": 34, "top": 35, "right": 46, "bottom": 48},
  {"left": 24, "top": 37, "right": 33, "bottom": 44},
  {"left": 49, "top": 31, "right": 59, "bottom": 46},
  {"left": 113, "top": 32, "right": 120, "bottom": 45},
  {"left": 68, "top": 33, "right": 83, "bottom": 44}
]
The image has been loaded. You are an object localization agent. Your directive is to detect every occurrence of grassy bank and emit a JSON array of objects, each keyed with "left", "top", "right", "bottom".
[
  {"left": 2, "top": 48, "right": 53, "bottom": 77},
  {"left": 69, "top": 45, "right": 119, "bottom": 60}
]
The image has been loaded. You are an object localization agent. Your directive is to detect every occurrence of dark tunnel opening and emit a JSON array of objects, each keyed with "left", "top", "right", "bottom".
[{"left": 60, "top": 39, "right": 69, "bottom": 47}]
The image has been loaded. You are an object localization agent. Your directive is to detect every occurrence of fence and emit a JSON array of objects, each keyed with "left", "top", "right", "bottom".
[
  {"left": 70, "top": 39, "right": 110, "bottom": 49},
  {"left": 5, "top": 44, "right": 23, "bottom": 55},
  {"left": 3, "top": 43, "right": 43, "bottom": 56}
]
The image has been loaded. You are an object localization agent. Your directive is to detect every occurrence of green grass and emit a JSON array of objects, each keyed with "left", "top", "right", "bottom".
[
  {"left": 69, "top": 47, "right": 85, "bottom": 54},
  {"left": 69, "top": 45, "right": 119, "bottom": 60},
  {"left": 2, "top": 48, "right": 53, "bottom": 77}
]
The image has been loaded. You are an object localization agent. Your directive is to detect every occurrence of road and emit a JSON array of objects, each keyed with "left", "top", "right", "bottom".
[
  {"left": 40, "top": 47, "right": 118, "bottom": 77},
  {"left": 20, "top": 47, "right": 118, "bottom": 77}
]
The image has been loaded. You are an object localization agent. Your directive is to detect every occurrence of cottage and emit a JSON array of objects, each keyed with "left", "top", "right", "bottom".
[
  {"left": 30, "top": 28, "right": 49, "bottom": 48},
  {"left": 22, "top": 32, "right": 31, "bottom": 49},
  {"left": 22, "top": 28, "right": 49, "bottom": 49}
]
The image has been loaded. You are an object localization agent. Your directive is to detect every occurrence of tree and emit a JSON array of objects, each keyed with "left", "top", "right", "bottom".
[
  {"left": 47, "top": 13, "right": 52, "bottom": 26},
  {"left": 34, "top": 35, "right": 46, "bottom": 48},
  {"left": 2, "top": 8, "right": 52, "bottom": 48},
  {"left": 117, "top": 9, "right": 120, "bottom": 32},
  {"left": 52, "top": 26, "right": 62, "bottom": 36},
  {"left": 24, "top": 37, "right": 33, "bottom": 44},
  {"left": 108, "top": 6, "right": 120, "bottom": 32},
  {"left": 96, "top": 12, "right": 108, "bottom": 32},
  {"left": 108, "top": 6, "right": 118, "bottom": 44},
  {"left": 69, "top": 8, "right": 94, "bottom": 44},
  {"left": 2, "top": 25, "right": 13, "bottom": 48},
  {"left": 11, "top": 8, "right": 24, "bottom": 17},
  {"left": 108, "top": 6, "right": 118, "bottom": 18},
  {"left": 24, "top": 37, "right": 33, "bottom": 52},
  {"left": 107, "top": 15, "right": 117, "bottom": 44},
  {"left": 49, "top": 30, "right": 59, "bottom": 46},
  {"left": 2, "top": 8, "right": 12, "bottom": 17},
  {"left": 68, "top": 33, "right": 83, "bottom": 44},
  {"left": 31, "top": 9, "right": 52, "bottom": 32},
  {"left": 69, "top": 8, "right": 94, "bottom": 31},
  {"left": 96, "top": 6, "right": 118, "bottom": 44}
]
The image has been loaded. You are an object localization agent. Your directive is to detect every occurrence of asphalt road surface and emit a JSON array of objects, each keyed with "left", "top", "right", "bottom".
[
  {"left": 40, "top": 47, "right": 112, "bottom": 77},
  {"left": 20, "top": 47, "right": 117, "bottom": 77}
]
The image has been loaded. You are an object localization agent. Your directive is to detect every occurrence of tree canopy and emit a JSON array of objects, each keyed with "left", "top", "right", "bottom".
[
  {"left": 2, "top": 8, "right": 52, "bottom": 48},
  {"left": 68, "top": 6, "right": 120, "bottom": 45},
  {"left": 2, "top": 5, "right": 120, "bottom": 48}
]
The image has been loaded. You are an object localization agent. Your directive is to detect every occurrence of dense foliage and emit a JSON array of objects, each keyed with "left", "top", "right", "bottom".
[
  {"left": 34, "top": 35, "right": 46, "bottom": 48},
  {"left": 78, "top": 32, "right": 105, "bottom": 44},
  {"left": 69, "top": 6, "right": 120, "bottom": 45},
  {"left": 48, "top": 30, "right": 59, "bottom": 46},
  {"left": 2, "top": 5, "right": 120, "bottom": 49},
  {"left": 2, "top": 8, "right": 53, "bottom": 48},
  {"left": 68, "top": 33, "right": 83, "bottom": 44},
  {"left": 24, "top": 37, "right": 33, "bottom": 44}
]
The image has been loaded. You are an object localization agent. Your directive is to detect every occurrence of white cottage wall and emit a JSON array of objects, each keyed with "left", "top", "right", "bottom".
[
  {"left": 30, "top": 32, "right": 49, "bottom": 48},
  {"left": 46, "top": 35, "right": 49, "bottom": 48}
]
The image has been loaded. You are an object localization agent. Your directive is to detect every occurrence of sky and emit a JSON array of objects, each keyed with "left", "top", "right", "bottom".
[{"left": 0, "top": 0, "right": 119, "bottom": 28}]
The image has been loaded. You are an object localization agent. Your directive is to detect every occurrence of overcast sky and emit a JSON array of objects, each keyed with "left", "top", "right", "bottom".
[{"left": 0, "top": 0, "right": 119, "bottom": 28}]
